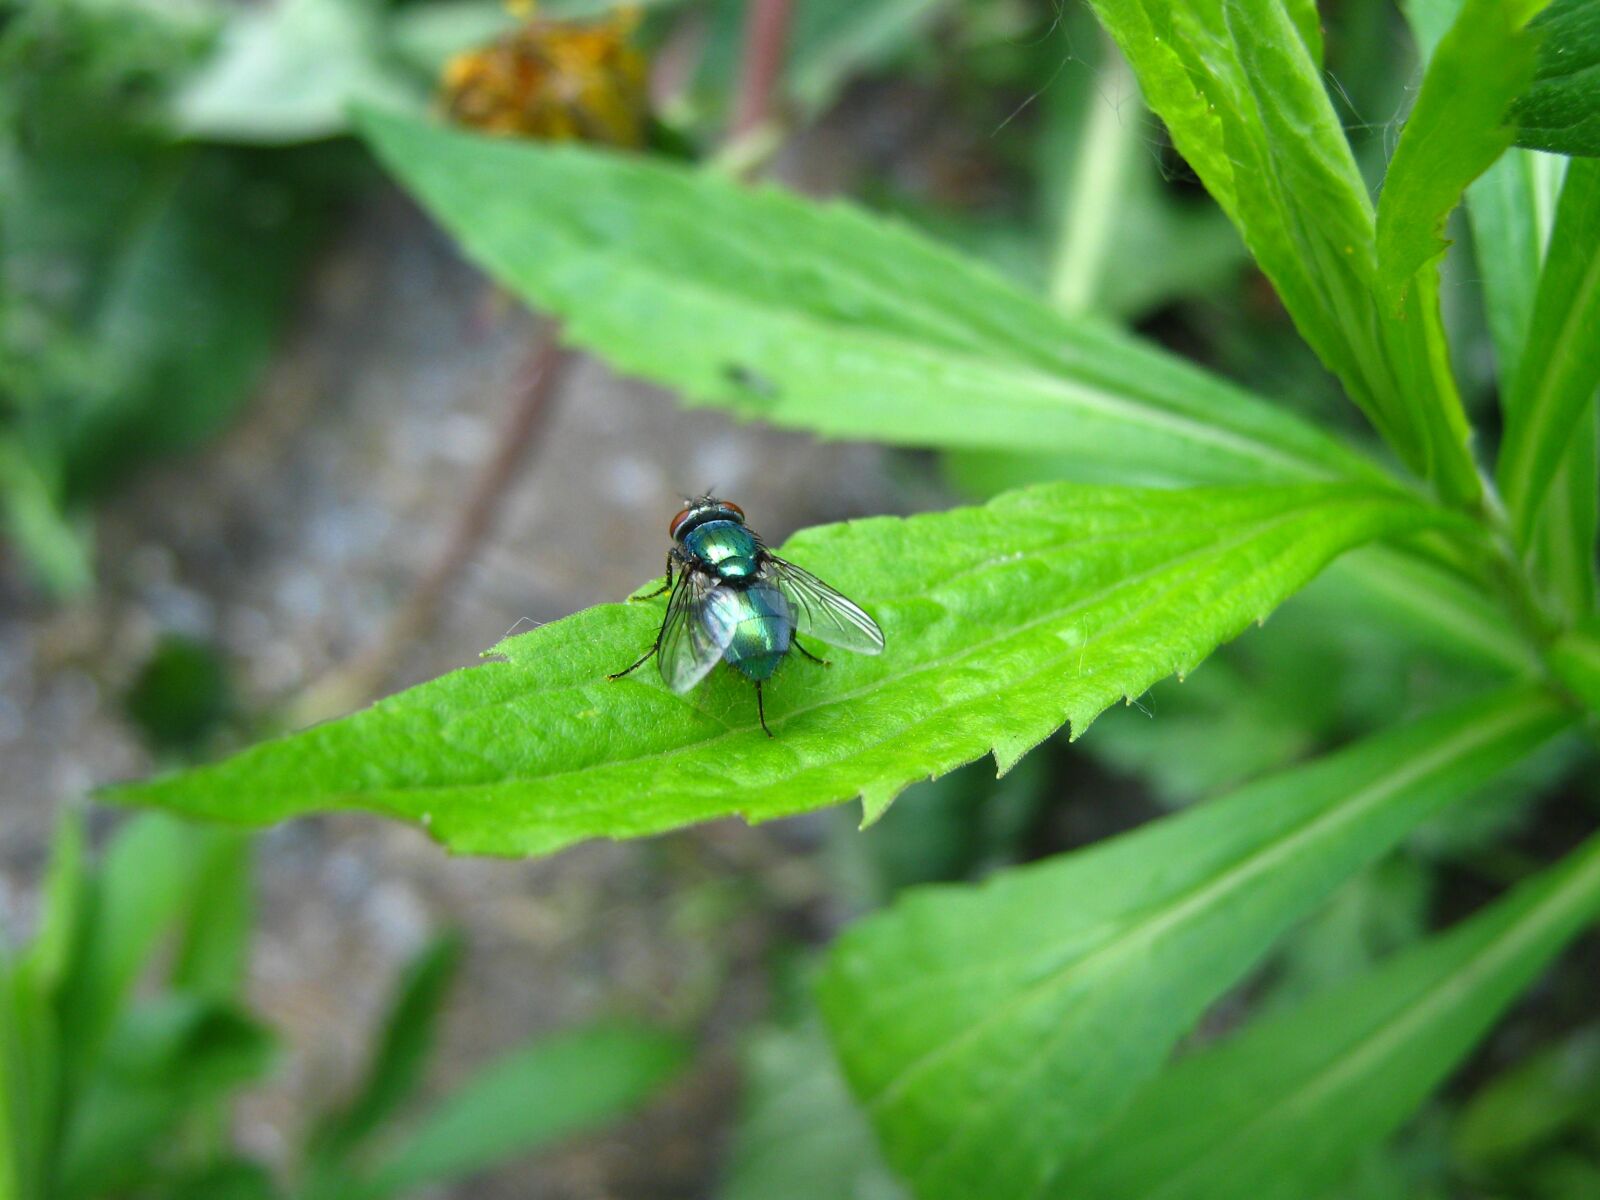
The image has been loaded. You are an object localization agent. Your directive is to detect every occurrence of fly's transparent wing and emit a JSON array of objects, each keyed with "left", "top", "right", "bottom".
[
  {"left": 763, "top": 555, "right": 885, "bottom": 655},
  {"left": 658, "top": 568, "right": 738, "bottom": 692}
]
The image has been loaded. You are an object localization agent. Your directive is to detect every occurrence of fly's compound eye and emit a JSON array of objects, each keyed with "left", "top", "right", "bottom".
[
  {"left": 669, "top": 506, "right": 694, "bottom": 537},
  {"left": 722, "top": 501, "right": 745, "bottom": 519}
]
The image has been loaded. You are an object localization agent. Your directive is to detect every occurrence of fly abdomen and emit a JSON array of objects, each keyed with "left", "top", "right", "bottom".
[{"left": 707, "top": 584, "right": 793, "bottom": 682}]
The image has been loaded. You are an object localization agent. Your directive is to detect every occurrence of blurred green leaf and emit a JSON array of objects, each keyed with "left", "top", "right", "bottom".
[
  {"left": 22, "top": 809, "right": 88, "bottom": 1001},
  {"left": 56, "top": 815, "right": 207, "bottom": 1085},
  {"left": 170, "top": 831, "right": 254, "bottom": 1002},
  {"left": 356, "top": 108, "right": 1381, "bottom": 488},
  {"left": 722, "top": 1017, "right": 904, "bottom": 1200},
  {"left": 167, "top": 1158, "right": 282, "bottom": 1200},
  {"left": 1512, "top": 0, "right": 1600, "bottom": 157},
  {"left": 1069, "top": 831, "right": 1600, "bottom": 1200},
  {"left": 359, "top": 1024, "right": 688, "bottom": 1196},
  {"left": 0, "top": 438, "right": 93, "bottom": 598},
  {"left": 815, "top": 687, "right": 1569, "bottom": 1200},
  {"left": 59, "top": 996, "right": 276, "bottom": 1199},
  {"left": 1452, "top": 1025, "right": 1600, "bottom": 1171},
  {"left": 1550, "top": 618, "right": 1600, "bottom": 713},
  {"left": 786, "top": 0, "right": 946, "bottom": 117},
  {"left": 1497, "top": 157, "right": 1600, "bottom": 548},
  {"left": 1086, "top": 0, "right": 1480, "bottom": 502},
  {"left": 124, "top": 635, "right": 234, "bottom": 754},
  {"left": 173, "top": 0, "right": 420, "bottom": 143},
  {"left": 310, "top": 934, "right": 464, "bottom": 1168},
  {"left": 106, "top": 483, "right": 1454, "bottom": 855},
  {"left": 0, "top": 946, "right": 48, "bottom": 1200},
  {"left": 1376, "top": 0, "right": 1546, "bottom": 302}
]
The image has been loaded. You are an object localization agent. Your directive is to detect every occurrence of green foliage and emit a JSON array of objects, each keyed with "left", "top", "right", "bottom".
[
  {"left": 1084, "top": 0, "right": 1478, "bottom": 502},
  {"left": 104, "top": 482, "right": 1450, "bottom": 854},
  {"left": 0, "top": 816, "right": 688, "bottom": 1200},
  {"left": 721, "top": 1016, "right": 903, "bottom": 1200},
  {"left": 62, "top": 2, "right": 1600, "bottom": 1196},
  {"left": 1375, "top": 0, "right": 1546, "bottom": 301},
  {"left": 353, "top": 1024, "right": 688, "bottom": 1197},
  {"left": 814, "top": 689, "right": 1569, "bottom": 1200},
  {"left": 356, "top": 109, "right": 1375, "bottom": 489},
  {"left": 173, "top": 0, "right": 419, "bottom": 142},
  {"left": 1512, "top": 0, "right": 1600, "bottom": 157},
  {"left": 1071, "top": 831, "right": 1600, "bottom": 1200},
  {"left": 0, "top": 0, "right": 346, "bottom": 594},
  {"left": 1496, "top": 158, "right": 1600, "bottom": 552}
]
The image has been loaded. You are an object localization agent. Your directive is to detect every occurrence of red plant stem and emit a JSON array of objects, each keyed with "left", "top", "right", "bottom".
[
  {"left": 730, "top": 0, "right": 795, "bottom": 140},
  {"left": 290, "top": 320, "right": 574, "bottom": 725}
]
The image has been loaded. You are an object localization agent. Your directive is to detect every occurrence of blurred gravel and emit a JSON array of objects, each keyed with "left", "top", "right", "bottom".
[{"left": 0, "top": 138, "right": 937, "bottom": 1195}]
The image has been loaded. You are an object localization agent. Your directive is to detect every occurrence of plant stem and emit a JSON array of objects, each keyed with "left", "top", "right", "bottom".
[
  {"left": 1048, "top": 43, "right": 1140, "bottom": 316},
  {"left": 730, "top": 0, "right": 794, "bottom": 142},
  {"left": 289, "top": 321, "right": 574, "bottom": 726}
]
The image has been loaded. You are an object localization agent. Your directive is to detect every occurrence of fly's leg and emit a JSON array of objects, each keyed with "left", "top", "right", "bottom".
[
  {"left": 612, "top": 552, "right": 676, "bottom": 678},
  {"left": 791, "top": 636, "right": 831, "bottom": 668},
  {"left": 754, "top": 681, "right": 775, "bottom": 738},
  {"left": 630, "top": 552, "right": 676, "bottom": 601},
  {"left": 607, "top": 644, "right": 658, "bottom": 680}
]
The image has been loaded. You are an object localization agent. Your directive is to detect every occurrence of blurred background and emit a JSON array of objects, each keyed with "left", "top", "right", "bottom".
[{"left": 4, "top": 1, "right": 1597, "bottom": 1197}]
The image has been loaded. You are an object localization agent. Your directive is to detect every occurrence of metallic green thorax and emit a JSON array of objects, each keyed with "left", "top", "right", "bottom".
[
  {"left": 683, "top": 520, "right": 792, "bottom": 681},
  {"left": 682, "top": 520, "right": 761, "bottom": 579}
]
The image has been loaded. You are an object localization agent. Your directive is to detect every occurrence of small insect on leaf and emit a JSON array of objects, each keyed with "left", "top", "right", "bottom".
[
  {"left": 608, "top": 496, "right": 884, "bottom": 737},
  {"left": 439, "top": 3, "right": 649, "bottom": 148}
]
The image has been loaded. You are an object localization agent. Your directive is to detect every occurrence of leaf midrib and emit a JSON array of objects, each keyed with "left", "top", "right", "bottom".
[{"left": 452, "top": 495, "right": 1373, "bottom": 804}]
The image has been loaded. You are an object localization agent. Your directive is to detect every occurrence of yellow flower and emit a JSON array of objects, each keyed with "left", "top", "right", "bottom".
[{"left": 440, "top": 5, "right": 648, "bottom": 148}]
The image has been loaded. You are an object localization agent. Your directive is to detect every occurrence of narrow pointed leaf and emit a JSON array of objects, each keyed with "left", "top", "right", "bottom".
[
  {"left": 815, "top": 687, "right": 1569, "bottom": 1200},
  {"left": 1071, "top": 830, "right": 1600, "bottom": 1200},
  {"left": 311, "top": 934, "right": 464, "bottom": 1166},
  {"left": 362, "top": 1024, "right": 688, "bottom": 1195},
  {"left": 1376, "top": 0, "right": 1548, "bottom": 300},
  {"left": 104, "top": 484, "right": 1448, "bottom": 857},
  {"left": 1497, "top": 157, "right": 1600, "bottom": 547},
  {"left": 355, "top": 109, "right": 1376, "bottom": 489},
  {"left": 1085, "top": 0, "right": 1480, "bottom": 501}
]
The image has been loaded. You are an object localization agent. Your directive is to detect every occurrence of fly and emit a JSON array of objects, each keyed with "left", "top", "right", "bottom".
[{"left": 608, "top": 495, "right": 885, "bottom": 736}]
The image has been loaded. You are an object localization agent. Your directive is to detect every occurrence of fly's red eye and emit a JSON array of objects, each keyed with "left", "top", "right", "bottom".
[
  {"left": 669, "top": 506, "right": 693, "bottom": 537},
  {"left": 723, "top": 501, "right": 744, "bottom": 519}
]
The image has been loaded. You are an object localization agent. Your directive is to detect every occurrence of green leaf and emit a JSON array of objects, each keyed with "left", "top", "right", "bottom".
[
  {"left": 814, "top": 686, "right": 1569, "bottom": 1200},
  {"left": 1452, "top": 1025, "right": 1600, "bottom": 1170},
  {"left": 1462, "top": 148, "right": 1567, "bottom": 384},
  {"left": 786, "top": 0, "right": 946, "bottom": 117},
  {"left": 360, "top": 1023, "right": 688, "bottom": 1195},
  {"left": 1067, "top": 831, "right": 1600, "bottom": 1200},
  {"left": 355, "top": 108, "right": 1378, "bottom": 489},
  {"left": 0, "top": 439, "right": 92, "bottom": 598},
  {"left": 0, "top": 949, "right": 51, "bottom": 1200},
  {"left": 310, "top": 934, "right": 464, "bottom": 1165},
  {"left": 105, "top": 483, "right": 1451, "bottom": 855},
  {"left": 173, "top": 0, "right": 420, "bottom": 142},
  {"left": 59, "top": 997, "right": 276, "bottom": 1199},
  {"left": 1496, "top": 157, "right": 1600, "bottom": 548},
  {"left": 1511, "top": 0, "right": 1600, "bottom": 158},
  {"left": 1549, "top": 617, "right": 1600, "bottom": 712},
  {"left": 20, "top": 809, "right": 88, "bottom": 1001},
  {"left": 720, "top": 1017, "right": 904, "bottom": 1200},
  {"left": 55, "top": 815, "right": 208, "bottom": 1085},
  {"left": 1085, "top": 0, "right": 1480, "bottom": 501},
  {"left": 1376, "top": 0, "right": 1548, "bottom": 301},
  {"left": 169, "top": 830, "right": 253, "bottom": 1001}
]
